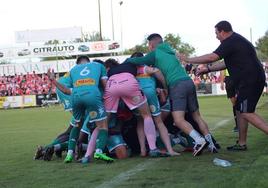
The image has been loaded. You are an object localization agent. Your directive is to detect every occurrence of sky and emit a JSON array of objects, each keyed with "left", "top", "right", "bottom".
[{"left": 0, "top": 0, "right": 267, "bottom": 55}]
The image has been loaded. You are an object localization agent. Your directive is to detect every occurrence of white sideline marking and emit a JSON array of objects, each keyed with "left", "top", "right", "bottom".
[
  {"left": 95, "top": 159, "right": 160, "bottom": 188},
  {"left": 210, "top": 118, "right": 232, "bottom": 131},
  {"left": 95, "top": 118, "right": 232, "bottom": 188}
]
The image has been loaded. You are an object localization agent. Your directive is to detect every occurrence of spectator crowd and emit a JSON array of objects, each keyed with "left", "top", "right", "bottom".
[
  {"left": 0, "top": 71, "right": 56, "bottom": 96},
  {"left": 0, "top": 65, "right": 222, "bottom": 97}
]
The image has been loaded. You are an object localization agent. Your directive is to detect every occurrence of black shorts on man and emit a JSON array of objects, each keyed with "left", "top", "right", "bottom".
[
  {"left": 224, "top": 76, "right": 236, "bottom": 98},
  {"left": 235, "top": 81, "right": 265, "bottom": 113},
  {"left": 169, "top": 79, "right": 199, "bottom": 112}
]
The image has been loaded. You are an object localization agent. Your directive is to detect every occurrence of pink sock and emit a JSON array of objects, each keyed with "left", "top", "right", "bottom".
[
  {"left": 144, "top": 117, "right": 157, "bottom": 150},
  {"left": 85, "top": 128, "right": 99, "bottom": 157}
]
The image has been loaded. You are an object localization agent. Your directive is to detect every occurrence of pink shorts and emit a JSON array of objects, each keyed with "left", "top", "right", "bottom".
[{"left": 104, "top": 73, "right": 147, "bottom": 112}]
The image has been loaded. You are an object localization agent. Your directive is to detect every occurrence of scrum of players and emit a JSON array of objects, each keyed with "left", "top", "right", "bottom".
[{"left": 34, "top": 33, "right": 220, "bottom": 164}]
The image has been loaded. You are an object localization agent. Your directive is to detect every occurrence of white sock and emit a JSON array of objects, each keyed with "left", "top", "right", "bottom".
[
  {"left": 67, "top": 150, "right": 73, "bottom": 156},
  {"left": 189, "top": 130, "right": 204, "bottom": 144},
  {"left": 54, "top": 144, "right": 61, "bottom": 150},
  {"left": 95, "top": 148, "right": 103, "bottom": 154}
]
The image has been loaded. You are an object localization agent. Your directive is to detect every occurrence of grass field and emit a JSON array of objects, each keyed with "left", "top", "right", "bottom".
[{"left": 0, "top": 95, "right": 268, "bottom": 188}]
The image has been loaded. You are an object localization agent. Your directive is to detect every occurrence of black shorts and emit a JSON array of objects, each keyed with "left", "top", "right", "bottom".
[
  {"left": 224, "top": 76, "right": 236, "bottom": 98},
  {"left": 235, "top": 82, "right": 265, "bottom": 113},
  {"left": 169, "top": 79, "right": 199, "bottom": 112}
]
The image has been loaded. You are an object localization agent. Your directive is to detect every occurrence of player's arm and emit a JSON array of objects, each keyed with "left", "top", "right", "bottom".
[
  {"left": 101, "top": 78, "right": 107, "bottom": 89},
  {"left": 47, "top": 69, "right": 71, "bottom": 95},
  {"left": 146, "top": 67, "right": 168, "bottom": 90},
  {"left": 125, "top": 51, "right": 156, "bottom": 66},
  {"left": 100, "top": 64, "right": 108, "bottom": 89},
  {"left": 196, "top": 61, "right": 226, "bottom": 76},
  {"left": 145, "top": 66, "right": 168, "bottom": 96},
  {"left": 179, "top": 53, "right": 220, "bottom": 64}
]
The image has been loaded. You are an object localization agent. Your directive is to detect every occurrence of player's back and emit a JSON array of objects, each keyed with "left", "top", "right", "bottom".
[
  {"left": 136, "top": 65, "right": 156, "bottom": 89},
  {"left": 70, "top": 62, "right": 107, "bottom": 93}
]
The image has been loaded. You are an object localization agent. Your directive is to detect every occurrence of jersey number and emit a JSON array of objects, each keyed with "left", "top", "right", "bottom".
[{"left": 80, "top": 67, "right": 90, "bottom": 76}]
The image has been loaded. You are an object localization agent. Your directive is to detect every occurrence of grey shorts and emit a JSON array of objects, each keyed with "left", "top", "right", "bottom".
[{"left": 169, "top": 79, "right": 199, "bottom": 112}]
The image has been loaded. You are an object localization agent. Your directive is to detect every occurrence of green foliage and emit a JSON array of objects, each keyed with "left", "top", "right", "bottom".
[
  {"left": 44, "top": 40, "right": 60, "bottom": 45},
  {"left": 164, "top": 33, "right": 195, "bottom": 56},
  {"left": 256, "top": 30, "right": 268, "bottom": 61},
  {"left": 83, "top": 31, "right": 109, "bottom": 42},
  {"left": 0, "top": 96, "right": 268, "bottom": 188},
  {"left": 123, "top": 38, "right": 149, "bottom": 55},
  {"left": 124, "top": 33, "right": 195, "bottom": 56}
]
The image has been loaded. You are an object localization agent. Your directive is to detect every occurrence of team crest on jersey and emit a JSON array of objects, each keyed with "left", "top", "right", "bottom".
[
  {"left": 132, "top": 96, "right": 141, "bottom": 104},
  {"left": 150, "top": 105, "right": 156, "bottom": 113},
  {"left": 75, "top": 78, "right": 95, "bottom": 86},
  {"left": 63, "top": 72, "right": 70, "bottom": 77},
  {"left": 89, "top": 111, "right": 98, "bottom": 119}
]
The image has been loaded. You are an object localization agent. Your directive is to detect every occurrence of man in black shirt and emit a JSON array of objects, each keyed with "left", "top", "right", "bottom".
[{"left": 180, "top": 20, "right": 267, "bottom": 151}]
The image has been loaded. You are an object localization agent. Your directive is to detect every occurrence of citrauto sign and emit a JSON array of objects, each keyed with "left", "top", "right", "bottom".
[{"left": 0, "top": 41, "right": 121, "bottom": 60}]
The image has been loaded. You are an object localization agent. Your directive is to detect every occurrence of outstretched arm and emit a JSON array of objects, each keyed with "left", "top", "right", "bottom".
[
  {"left": 196, "top": 61, "right": 226, "bottom": 76},
  {"left": 179, "top": 53, "right": 220, "bottom": 64},
  {"left": 125, "top": 51, "right": 156, "bottom": 66},
  {"left": 47, "top": 69, "right": 71, "bottom": 95}
]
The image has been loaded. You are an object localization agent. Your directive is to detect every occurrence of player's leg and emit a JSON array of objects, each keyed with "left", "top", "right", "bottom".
[
  {"left": 160, "top": 100, "right": 171, "bottom": 122},
  {"left": 137, "top": 103, "right": 163, "bottom": 157},
  {"left": 64, "top": 122, "right": 82, "bottom": 163},
  {"left": 143, "top": 87, "right": 179, "bottom": 156},
  {"left": 81, "top": 127, "right": 99, "bottom": 164},
  {"left": 228, "top": 82, "right": 266, "bottom": 151},
  {"left": 225, "top": 76, "right": 238, "bottom": 132},
  {"left": 43, "top": 133, "right": 69, "bottom": 161},
  {"left": 94, "top": 119, "right": 115, "bottom": 162},
  {"left": 64, "top": 107, "right": 84, "bottom": 163},
  {"left": 114, "top": 74, "right": 159, "bottom": 157},
  {"left": 42, "top": 116, "right": 74, "bottom": 161},
  {"left": 136, "top": 116, "right": 147, "bottom": 157},
  {"left": 153, "top": 115, "right": 180, "bottom": 156},
  {"left": 185, "top": 79, "right": 217, "bottom": 153},
  {"left": 107, "top": 134, "right": 128, "bottom": 159},
  {"left": 85, "top": 91, "right": 114, "bottom": 163},
  {"left": 169, "top": 80, "right": 206, "bottom": 156}
]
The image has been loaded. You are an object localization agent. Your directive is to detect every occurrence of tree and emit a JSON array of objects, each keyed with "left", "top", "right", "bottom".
[
  {"left": 123, "top": 33, "right": 195, "bottom": 56},
  {"left": 164, "top": 33, "right": 195, "bottom": 56},
  {"left": 44, "top": 40, "right": 60, "bottom": 45},
  {"left": 123, "top": 38, "right": 149, "bottom": 55},
  {"left": 71, "top": 31, "right": 110, "bottom": 42},
  {"left": 82, "top": 31, "right": 109, "bottom": 42},
  {"left": 256, "top": 30, "right": 268, "bottom": 61}
]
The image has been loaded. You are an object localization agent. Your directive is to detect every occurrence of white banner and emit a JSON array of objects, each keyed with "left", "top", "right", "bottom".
[
  {"left": 0, "top": 55, "right": 129, "bottom": 76},
  {"left": 0, "top": 41, "right": 121, "bottom": 60},
  {"left": 15, "top": 27, "right": 82, "bottom": 43},
  {"left": 0, "top": 60, "right": 76, "bottom": 76},
  {"left": 0, "top": 95, "right": 37, "bottom": 108}
]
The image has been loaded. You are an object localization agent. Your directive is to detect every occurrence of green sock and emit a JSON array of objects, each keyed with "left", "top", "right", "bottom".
[
  {"left": 68, "top": 127, "right": 80, "bottom": 151},
  {"left": 96, "top": 129, "right": 108, "bottom": 152},
  {"left": 60, "top": 141, "right": 68, "bottom": 151}
]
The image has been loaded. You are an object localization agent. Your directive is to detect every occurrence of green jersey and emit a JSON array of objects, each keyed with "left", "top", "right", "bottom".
[{"left": 125, "top": 42, "right": 190, "bottom": 86}]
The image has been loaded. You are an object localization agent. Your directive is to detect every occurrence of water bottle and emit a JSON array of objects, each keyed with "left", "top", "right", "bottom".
[{"left": 213, "top": 158, "right": 232, "bottom": 167}]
